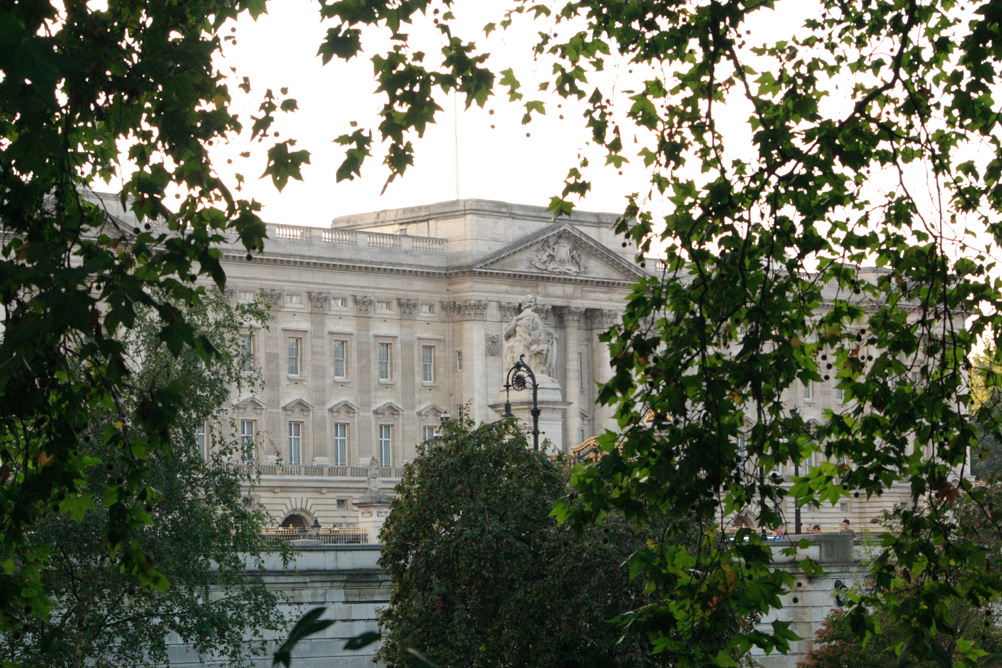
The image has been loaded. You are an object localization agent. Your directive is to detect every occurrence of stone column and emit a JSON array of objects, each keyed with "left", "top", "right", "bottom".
[
  {"left": 590, "top": 309, "right": 618, "bottom": 434},
  {"left": 353, "top": 295, "right": 375, "bottom": 463},
  {"left": 398, "top": 298, "right": 417, "bottom": 458},
  {"left": 561, "top": 307, "right": 584, "bottom": 452},
  {"left": 309, "top": 292, "right": 331, "bottom": 464}
]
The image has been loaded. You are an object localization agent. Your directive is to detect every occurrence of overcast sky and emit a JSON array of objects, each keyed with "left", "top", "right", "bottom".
[{"left": 208, "top": 0, "right": 689, "bottom": 227}]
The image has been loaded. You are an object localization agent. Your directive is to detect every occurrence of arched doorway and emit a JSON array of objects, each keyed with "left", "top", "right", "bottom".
[{"left": 280, "top": 513, "right": 308, "bottom": 529}]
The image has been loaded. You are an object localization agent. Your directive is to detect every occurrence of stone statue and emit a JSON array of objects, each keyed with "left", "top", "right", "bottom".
[
  {"left": 366, "top": 456, "right": 382, "bottom": 493},
  {"left": 503, "top": 295, "right": 557, "bottom": 378}
]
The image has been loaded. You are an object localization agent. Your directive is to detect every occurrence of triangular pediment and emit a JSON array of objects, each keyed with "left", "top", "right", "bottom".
[
  {"left": 282, "top": 398, "right": 314, "bottom": 415},
  {"left": 373, "top": 401, "right": 404, "bottom": 418},
  {"left": 416, "top": 402, "right": 446, "bottom": 418},
  {"left": 473, "top": 224, "right": 644, "bottom": 282},
  {"left": 328, "top": 400, "right": 360, "bottom": 417},
  {"left": 233, "top": 396, "right": 267, "bottom": 414}
]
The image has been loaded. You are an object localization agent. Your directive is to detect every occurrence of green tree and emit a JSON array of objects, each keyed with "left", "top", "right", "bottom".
[
  {"left": 0, "top": 293, "right": 283, "bottom": 667},
  {"left": 0, "top": 0, "right": 307, "bottom": 630},
  {"left": 799, "top": 605, "right": 1002, "bottom": 668},
  {"left": 316, "top": 0, "right": 1002, "bottom": 665},
  {"left": 376, "top": 418, "right": 667, "bottom": 668}
]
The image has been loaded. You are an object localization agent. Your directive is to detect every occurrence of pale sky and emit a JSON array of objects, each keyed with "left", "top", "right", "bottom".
[{"left": 210, "top": 0, "right": 682, "bottom": 227}]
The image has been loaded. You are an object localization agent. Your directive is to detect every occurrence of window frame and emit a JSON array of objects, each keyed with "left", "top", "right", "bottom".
[
  {"left": 240, "top": 419, "right": 255, "bottom": 463},
  {"left": 287, "top": 421, "right": 303, "bottom": 465},
  {"left": 421, "top": 344, "right": 435, "bottom": 383},
  {"left": 287, "top": 336, "right": 303, "bottom": 377},
  {"left": 332, "top": 338, "right": 348, "bottom": 380},
  {"left": 378, "top": 424, "right": 392, "bottom": 466},
  {"left": 332, "top": 422, "right": 348, "bottom": 467},
  {"left": 377, "top": 341, "right": 392, "bottom": 382}
]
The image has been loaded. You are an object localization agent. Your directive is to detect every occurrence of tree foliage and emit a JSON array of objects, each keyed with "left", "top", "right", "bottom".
[
  {"left": 0, "top": 0, "right": 306, "bottom": 630},
  {"left": 376, "top": 419, "right": 665, "bottom": 668},
  {"left": 0, "top": 293, "right": 283, "bottom": 668},
  {"left": 799, "top": 604, "right": 1002, "bottom": 668},
  {"left": 317, "top": 0, "right": 1002, "bottom": 665}
]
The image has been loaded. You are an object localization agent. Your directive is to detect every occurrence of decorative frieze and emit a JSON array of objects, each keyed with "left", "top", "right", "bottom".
[
  {"left": 260, "top": 289, "right": 283, "bottom": 307},
  {"left": 440, "top": 299, "right": 489, "bottom": 321},
  {"left": 308, "top": 291, "right": 331, "bottom": 313},
  {"left": 502, "top": 300, "right": 552, "bottom": 324},
  {"left": 397, "top": 298, "right": 419, "bottom": 318},
  {"left": 353, "top": 295, "right": 375, "bottom": 315}
]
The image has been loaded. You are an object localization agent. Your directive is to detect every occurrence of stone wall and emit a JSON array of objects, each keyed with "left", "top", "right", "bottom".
[
  {"left": 166, "top": 547, "right": 388, "bottom": 668},
  {"left": 163, "top": 539, "right": 869, "bottom": 668}
]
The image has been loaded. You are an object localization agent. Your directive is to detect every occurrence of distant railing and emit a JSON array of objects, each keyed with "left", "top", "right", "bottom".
[
  {"left": 411, "top": 236, "right": 446, "bottom": 252},
  {"left": 272, "top": 224, "right": 312, "bottom": 240},
  {"left": 235, "top": 463, "right": 406, "bottom": 478},
  {"left": 263, "top": 526, "right": 369, "bottom": 545},
  {"left": 366, "top": 232, "right": 400, "bottom": 250},
  {"left": 265, "top": 225, "right": 445, "bottom": 254},
  {"left": 322, "top": 229, "right": 355, "bottom": 244}
]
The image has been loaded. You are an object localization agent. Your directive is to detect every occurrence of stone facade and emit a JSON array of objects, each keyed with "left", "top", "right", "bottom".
[
  {"left": 215, "top": 199, "right": 644, "bottom": 526},
  {"left": 87, "top": 192, "right": 960, "bottom": 534}
]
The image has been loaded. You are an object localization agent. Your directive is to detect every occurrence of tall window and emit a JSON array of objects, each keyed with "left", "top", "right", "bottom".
[
  {"left": 379, "top": 425, "right": 392, "bottom": 466},
  {"left": 333, "top": 423, "right": 348, "bottom": 466},
  {"left": 332, "top": 340, "right": 347, "bottom": 379},
  {"left": 288, "top": 422, "right": 302, "bottom": 465},
  {"left": 378, "top": 342, "right": 392, "bottom": 381},
  {"left": 456, "top": 350, "right": 463, "bottom": 371},
  {"left": 288, "top": 337, "right": 302, "bottom": 376},
  {"left": 422, "top": 425, "right": 436, "bottom": 442},
  {"left": 835, "top": 387, "right": 845, "bottom": 403},
  {"left": 195, "top": 421, "right": 207, "bottom": 459},
  {"left": 422, "top": 345, "right": 434, "bottom": 382},
  {"left": 802, "top": 380, "right": 812, "bottom": 401},
  {"left": 240, "top": 420, "right": 255, "bottom": 463},
  {"left": 241, "top": 332, "right": 254, "bottom": 373}
]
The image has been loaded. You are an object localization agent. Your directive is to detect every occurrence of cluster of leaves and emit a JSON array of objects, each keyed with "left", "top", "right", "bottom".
[
  {"left": 0, "top": 0, "right": 306, "bottom": 634},
  {"left": 315, "top": 0, "right": 1002, "bottom": 665},
  {"left": 0, "top": 293, "right": 284, "bottom": 668},
  {"left": 800, "top": 605, "right": 1002, "bottom": 668},
  {"left": 377, "top": 418, "right": 680, "bottom": 668}
]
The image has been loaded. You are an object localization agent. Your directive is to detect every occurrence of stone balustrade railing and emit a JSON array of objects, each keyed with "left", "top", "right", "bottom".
[
  {"left": 232, "top": 463, "right": 406, "bottom": 478},
  {"left": 259, "top": 223, "right": 446, "bottom": 254}
]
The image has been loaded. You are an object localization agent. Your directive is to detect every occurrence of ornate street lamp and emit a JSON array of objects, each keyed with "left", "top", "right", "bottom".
[{"left": 502, "top": 354, "right": 541, "bottom": 451}]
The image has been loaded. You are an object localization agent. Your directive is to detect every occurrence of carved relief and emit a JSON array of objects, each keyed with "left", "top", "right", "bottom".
[
  {"left": 500, "top": 302, "right": 521, "bottom": 322},
  {"left": 260, "top": 289, "right": 282, "bottom": 307},
  {"left": 308, "top": 291, "right": 331, "bottom": 313},
  {"left": 530, "top": 232, "right": 586, "bottom": 275},
  {"left": 502, "top": 300, "right": 552, "bottom": 324},
  {"left": 353, "top": 295, "right": 375, "bottom": 315},
  {"left": 397, "top": 298, "right": 418, "bottom": 318},
  {"left": 486, "top": 333, "right": 501, "bottom": 357},
  {"left": 440, "top": 300, "right": 489, "bottom": 321},
  {"left": 224, "top": 287, "right": 237, "bottom": 303}
]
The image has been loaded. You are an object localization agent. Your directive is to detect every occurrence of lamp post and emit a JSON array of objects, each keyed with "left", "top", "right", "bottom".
[{"left": 503, "top": 354, "right": 541, "bottom": 451}]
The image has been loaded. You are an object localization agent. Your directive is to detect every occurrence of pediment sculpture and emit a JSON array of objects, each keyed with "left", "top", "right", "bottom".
[{"left": 530, "top": 234, "right": 585, "bottom": 275}]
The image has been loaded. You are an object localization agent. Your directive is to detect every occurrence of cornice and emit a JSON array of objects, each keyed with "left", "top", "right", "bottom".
[{"left": 220, "top": 251, "right": 640, "bottom": 288}]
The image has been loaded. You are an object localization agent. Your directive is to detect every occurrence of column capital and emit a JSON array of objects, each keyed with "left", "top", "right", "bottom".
[{"left": 559, "top": 306, "right": 586, "bottom": 325}]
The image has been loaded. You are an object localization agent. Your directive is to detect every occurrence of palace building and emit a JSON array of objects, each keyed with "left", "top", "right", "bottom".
[
  {"left": 91, "top": 193, "right": 947, "bottom": 534},
  {"left": 216, "top": 199, "right": 643, "bottom": 527}
]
